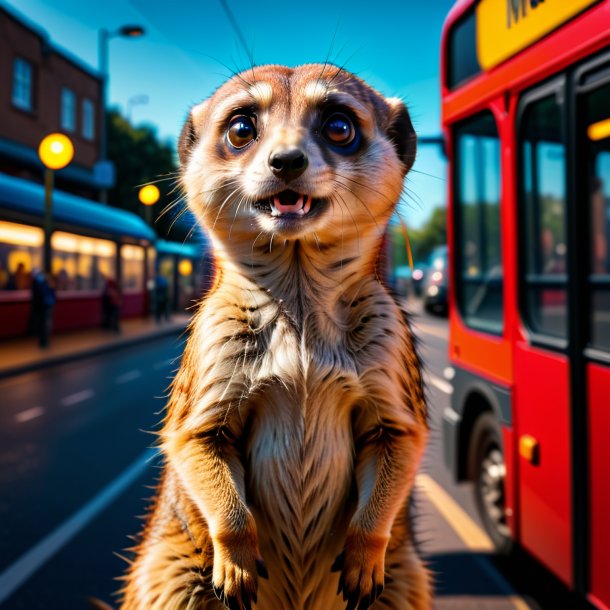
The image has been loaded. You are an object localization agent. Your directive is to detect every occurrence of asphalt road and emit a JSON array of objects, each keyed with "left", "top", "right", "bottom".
[{"left": 0, "top": 307, "right": 576, "bottom": 609}]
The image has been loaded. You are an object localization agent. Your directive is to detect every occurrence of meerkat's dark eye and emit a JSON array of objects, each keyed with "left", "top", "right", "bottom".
[
  {"left": 227, "top": 115, "right": 256, "bottom": 149},
  {"left": 321, "top": 112, "right": 356, "bottom": 147}
]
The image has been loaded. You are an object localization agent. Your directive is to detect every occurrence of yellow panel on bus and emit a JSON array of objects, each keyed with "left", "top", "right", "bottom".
[{"left": 476, "top": 0, "right": 599, "bottom": 70}]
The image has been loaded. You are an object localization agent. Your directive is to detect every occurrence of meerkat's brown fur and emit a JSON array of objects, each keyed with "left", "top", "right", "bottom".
[{"left": 119, "top": 64, "right": 431, "bottom": 610}]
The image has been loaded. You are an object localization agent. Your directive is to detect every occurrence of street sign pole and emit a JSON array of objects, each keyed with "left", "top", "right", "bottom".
[{"left": 43, "top": 168, "right": 54, "bottom": 274}]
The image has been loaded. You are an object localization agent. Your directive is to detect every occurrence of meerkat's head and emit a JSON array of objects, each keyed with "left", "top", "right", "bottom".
[{"left": 178, "top": 64, "right": 416, "bottom": 248}]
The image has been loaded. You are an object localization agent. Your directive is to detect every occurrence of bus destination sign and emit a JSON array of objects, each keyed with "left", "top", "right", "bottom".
[{"left": 476, "top": 0, "right": 600, "bottom": 70}]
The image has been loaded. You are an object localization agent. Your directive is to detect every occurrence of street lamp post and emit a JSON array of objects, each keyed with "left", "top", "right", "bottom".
[
  {"left": 98, "top": 24, "right": 145, "bottom": 203},
  {"left": 38, "top": 134, "right": 74, "bottom": 273}
]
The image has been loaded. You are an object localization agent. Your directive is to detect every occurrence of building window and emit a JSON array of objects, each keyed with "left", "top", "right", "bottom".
[
  {"left": 0, "top": 221, "right": 44, "bottom": 291},
  {"left": 61, "top": 87, "right": 76, "bottom": 132},
  {"left": 12, "top": 57, "right": 33, "bottom": 111},
  {"left": 82, "top": 98, "right": 95, "bottom": 140},
  {"left": 121, "top": 245, "right": 145, "bottom": 292},
  {"left": 51, "top": 232, "right": 116, "bottom": 291},
  {"left": 520, "top": 91, "right": 567, "bottom": 340},
  {"left": 454, "top": 111, "right": 503, "bottom": 333}
]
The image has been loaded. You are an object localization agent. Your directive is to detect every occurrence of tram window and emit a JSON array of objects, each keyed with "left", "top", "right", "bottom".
[
  {"left": 121, "top": 245, "right": 145, "bottom": 292},
  {"left": 585, "top": 82, "right": 610, "bottom": 352},
  {"left": 454, "top": 111, "right": 503, "bottom": 333},
  {"left": 0, "top": 221, "right": 43, "bottom": 291},
  {"left": 51, "top": 232, "right": 116, "bottom": 291},
  {"left": 520, "top": 93, "right": 567, "bottom": 339}
]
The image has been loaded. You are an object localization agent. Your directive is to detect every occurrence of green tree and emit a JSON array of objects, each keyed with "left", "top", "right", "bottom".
[
  {"left": 408, "top": 206, "right": 447, "bottom": 263},
  {"left": 107, "top": 109, "right": 188, "bottom": 240}
]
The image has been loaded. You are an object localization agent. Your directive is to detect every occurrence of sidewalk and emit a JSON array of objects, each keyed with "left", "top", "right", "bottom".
[{"left": 0, "top": 314, "right": 191, "bottom": 379}]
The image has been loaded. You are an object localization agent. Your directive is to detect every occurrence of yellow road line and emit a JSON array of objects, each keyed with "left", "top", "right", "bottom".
[{"left": 416, "top": 473, "right": 531, "bottom": 610}]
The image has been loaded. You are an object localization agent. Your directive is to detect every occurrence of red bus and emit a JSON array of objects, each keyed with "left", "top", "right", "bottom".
[{"left": 440, "top": 1, "right": 610, "bottom": 608}]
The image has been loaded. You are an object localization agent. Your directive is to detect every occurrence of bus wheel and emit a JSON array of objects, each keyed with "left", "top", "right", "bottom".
[{"left": 470, "top": 412, "right": 512, "bottom": 554}]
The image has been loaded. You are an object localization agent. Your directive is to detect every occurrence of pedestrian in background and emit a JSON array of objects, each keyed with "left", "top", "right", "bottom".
[
  {"left": 31, "top": 269, "right": 56, "bottom": 348},
  {"left": 154, "top": 271, "right": 170, "bottom": 323},
  {"left": 102, "top": 276, "right": 122, "bottom": 333}
]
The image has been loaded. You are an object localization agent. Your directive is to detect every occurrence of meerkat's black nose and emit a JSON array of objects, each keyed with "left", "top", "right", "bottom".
[{"left": 269, "top": 148, "right": 308, "bottom": 183}]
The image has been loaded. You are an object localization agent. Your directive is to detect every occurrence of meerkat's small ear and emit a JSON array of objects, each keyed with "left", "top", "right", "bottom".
[
  {"left": 178, "top": 101, "right": 207, "bottom": 167},
  {"left": 386, "top": 97, "right": 417, "bottom": 174}
]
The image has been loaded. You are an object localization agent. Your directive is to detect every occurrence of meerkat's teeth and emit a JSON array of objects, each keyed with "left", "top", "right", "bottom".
[{"left": 270, "top": 192, "right": 311, "bottom": 216}]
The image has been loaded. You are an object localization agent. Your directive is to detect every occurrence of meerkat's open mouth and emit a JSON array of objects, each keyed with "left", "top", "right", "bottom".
[{"left": 254, "top": 190, "right": 325, "bottom": 219}]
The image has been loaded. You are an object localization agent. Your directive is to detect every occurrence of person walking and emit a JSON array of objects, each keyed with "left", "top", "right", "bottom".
[{"left": 31, "top": 270, "right": 56, "bottom": 348}]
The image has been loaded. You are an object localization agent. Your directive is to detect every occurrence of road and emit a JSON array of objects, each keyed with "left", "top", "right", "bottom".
[{"left": 0, "top": 309, "right": 574, "bottom": 609}]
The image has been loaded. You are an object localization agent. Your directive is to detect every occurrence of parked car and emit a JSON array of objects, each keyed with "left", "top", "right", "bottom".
[{"left": 423, "top": 245, "right": 448, "bottom": 314}]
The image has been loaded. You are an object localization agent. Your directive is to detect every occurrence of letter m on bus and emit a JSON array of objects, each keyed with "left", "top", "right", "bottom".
[{"left": 507, "top": 0, "right": 527, "bottom": 27}]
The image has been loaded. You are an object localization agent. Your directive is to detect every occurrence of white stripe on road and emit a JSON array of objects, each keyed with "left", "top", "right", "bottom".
[
  {"left": 115, "top": 369, "right": 142, "bottom": 384},
  {"left": 60, "top": 389, "right": 94, "bottom": 407},
  {"left": 15, "top": 407, "right": 45, "bottom": 423},
  {"left": 427, "top": 373, "right": 453, "bottom": 395},
  {"left": 417, "top": 474, "right": 531, "bottom": 610},
  {"left": 153, "top": 358, "right": 176, "bottom": 370},
  {"left": 0, "top": 448, "right": 158, "bottom": 603}
]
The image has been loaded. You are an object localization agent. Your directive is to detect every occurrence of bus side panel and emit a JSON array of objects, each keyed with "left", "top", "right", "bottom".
[
  {"left": 122, "top": 292, "right": 147, "bottom": 318},
  {"left": 514, "top": 343, "right": 572, "bottom": 587},
  {"left": 0, "top": 299, "right": 30, "bottom": 338},
  {"left": 53, "top": 294, "right": 102, "bottom": 331},
  {"left": 587, "top": 363, "right": 610, "bottom": 609}
]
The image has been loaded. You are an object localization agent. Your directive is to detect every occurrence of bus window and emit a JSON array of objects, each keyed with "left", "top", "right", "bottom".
[
  {"left": 454, "top": 111, "right": 503, "bottom": 333},
  {"left": 585, "top": 82, "right": 610, "bottom": 352},
  {"left": 520, "top": 92, "right": 567, "bottom": 339},
  {"left": 446, "top": 8, "right": 481, "bottom": 90},
  {"left": 0, "top": 221, "right": 43, "bottom": 291},
  {"left": 121, "top": 245, "right": 145, "bottom": 292},
  {"left": 51, "top": 231, "right": 116, "bottom": 291}
]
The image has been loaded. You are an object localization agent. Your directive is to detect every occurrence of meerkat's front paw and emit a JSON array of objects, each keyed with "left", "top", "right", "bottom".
[
  {"left": 332, "top": 530, "right": 388, "bottom": 610},
  {"left": 211, "top": 532, "right": 268, "bottom": 610}
]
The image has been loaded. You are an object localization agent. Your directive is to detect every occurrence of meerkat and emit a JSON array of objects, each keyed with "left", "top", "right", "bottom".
[{"left": 119, "top": 63, "right": 431, "bottom": 610}]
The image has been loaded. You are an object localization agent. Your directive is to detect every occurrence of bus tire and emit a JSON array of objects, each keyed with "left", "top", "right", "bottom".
[{"left": 470, "top": 412, "right": 513, "bottom": 555}]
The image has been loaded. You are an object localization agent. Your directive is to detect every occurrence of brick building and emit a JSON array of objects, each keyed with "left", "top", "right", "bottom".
[{"left": 0, "top": 4, "right": 104, "bottom": 199}]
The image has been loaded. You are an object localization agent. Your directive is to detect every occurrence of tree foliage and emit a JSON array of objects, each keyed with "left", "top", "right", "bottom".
[
  {"left": 107, "top": 109, "right": 189, "bottom": 240},
  {"left": 391, "top": 206, "right": 447, "bottom": 268}
]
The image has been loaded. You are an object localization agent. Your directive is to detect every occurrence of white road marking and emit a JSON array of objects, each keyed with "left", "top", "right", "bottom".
[
  {"left": 427, "top": 373, "right": 453, "bottom": 395},
  {"left": 417, "top": 473, "right": 531, "bottom": 610},
  {"left": 15, "top": 407, "right": 45, "bottom": 423},
  {"left": 153, "top": 358, "right": 176, "bottom": 370},
  {"left": 60, "top": 389, "right": 94, "bottom": 407},
  {"left": 115, "top": 369, "right": 142, "bottom": 384},
  {"left": 443, "top": 366, "right": 455, "bottom": 380},
  {"left": 0, "top": 448, "right": 157, "bottom": 603}
]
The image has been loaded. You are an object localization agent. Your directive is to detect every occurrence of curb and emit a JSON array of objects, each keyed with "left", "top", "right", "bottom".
[{"left": 0, "top": 323, "right": 189, "bottom": 380}]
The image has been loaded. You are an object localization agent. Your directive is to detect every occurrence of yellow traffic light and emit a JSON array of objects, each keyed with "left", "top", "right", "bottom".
[
  {"left": 38, "top": 133, "right": 74, "bottom": 170},
  {"left": 138, "top": 184, "right": 160, "bottom": 205}
]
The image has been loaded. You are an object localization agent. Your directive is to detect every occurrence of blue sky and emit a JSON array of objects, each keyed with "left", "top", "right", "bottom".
[{"left": 6, "top": 0, "right": 452, "bottom": 227}]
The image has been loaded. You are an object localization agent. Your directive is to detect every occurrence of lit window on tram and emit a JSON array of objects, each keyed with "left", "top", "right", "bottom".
[
  {"left": 520, "top": 93, "right": 567, "bottom": 339},
  {"left": 51, "top": 231, "right": 116, "bottom": 291},
  {"left": 121, "top": 245, "right": 145, "bottom": 292},
  {"left": 0, "top": 221, "right": 43, "bottom": 291},
  {"left": 585, "top": 81, "right": 610, "bottom": 352},
  {"left": 454, "top": 111, "right": 503, "bottom": 333}
]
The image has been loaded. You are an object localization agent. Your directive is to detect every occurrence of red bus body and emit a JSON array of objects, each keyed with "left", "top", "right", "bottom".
[{"left": 441, "top": 2, "right": 610, "bottom": 608}]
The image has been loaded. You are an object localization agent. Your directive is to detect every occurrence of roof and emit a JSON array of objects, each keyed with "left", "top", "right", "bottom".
[
  {"left": 0, "top": 4, "right": 101, "bottom": 81},
  {"left": 155, "top": 238, "right": 208, "bottom": 258},
  {"left": 0, "top": 172, "right": 155, "bottom": 242}
]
